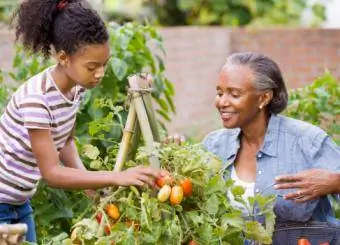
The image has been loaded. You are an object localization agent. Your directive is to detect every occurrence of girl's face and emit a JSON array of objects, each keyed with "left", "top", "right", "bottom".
[
  {"left": 63, "top": 41, "right": 111, "bottom": 89},
  {"left": 215, "top": 65, "right": 264, "bottom": 129}
]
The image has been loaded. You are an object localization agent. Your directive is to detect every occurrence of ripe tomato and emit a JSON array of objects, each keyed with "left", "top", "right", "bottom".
[
  {"left": 180, "top": 178, "right": 193, "bottom": 197},
  {"left": 155, "top": 175, "right": 173, "bottom": 188},
  {"left": 297, "top": 238, "right": 311, "bottom": 245},
  {"left": 106, "top": 204, "right": 120, "bottom": 220},
  {"left": 104, "top": 225, "right": 111, "bottom": 235},
  {"left": 319, "top": 243, "right": 330, "bottom": 245},
  {"left": 170, "top": 185, "right": 184, "bottom": 205},
  {"left": 95, "top": 212, "right": 102, "bottom": 224},
  {"left": 157, "top": 184, "right": 172, "bottom": 202},
  {"left": 188, "top": 240, "right": 199, "bottom": 245}
]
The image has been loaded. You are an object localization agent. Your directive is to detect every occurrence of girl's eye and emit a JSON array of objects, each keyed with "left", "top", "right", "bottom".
[{"left": 87, "top": 67, "right": 96, "bottom": 71}]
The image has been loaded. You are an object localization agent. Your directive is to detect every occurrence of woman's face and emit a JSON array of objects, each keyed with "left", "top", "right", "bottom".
[{"left": 215, "top": 65, "right": 263, "bottom": 129}]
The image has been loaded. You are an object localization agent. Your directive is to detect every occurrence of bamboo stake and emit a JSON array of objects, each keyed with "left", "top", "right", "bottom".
[
  {"left": 114, "top": 103, "right": 137, "bottom": 172},
  {"left": 128, "top": 75, "right": 160, "bottom": 169},
  {"left": 142, "top": 92, "right": 160, "bottom": 142},
  {"left": 126, "top": 119, "right": 141, "bottom": 162}
]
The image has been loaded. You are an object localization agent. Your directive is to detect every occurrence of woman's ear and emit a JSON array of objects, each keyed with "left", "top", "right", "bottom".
[
  {"left": 259, "top": 90, "right": 273, "bottom": 109},
  {"left": 56, "top": 50, "right": 69, "bottom": 67}
]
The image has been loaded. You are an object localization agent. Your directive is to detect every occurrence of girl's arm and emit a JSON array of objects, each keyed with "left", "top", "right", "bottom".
[{"left": 29, "top": 129, "right": 161, "bottom": 189}]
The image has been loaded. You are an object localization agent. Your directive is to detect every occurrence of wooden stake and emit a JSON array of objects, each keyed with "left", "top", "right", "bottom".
[
  {"left": 128, "top": 75, "right": 160, "bottom": 169},
  {"left": 114, "top": 103, "right": 137, "bottom": 172}
]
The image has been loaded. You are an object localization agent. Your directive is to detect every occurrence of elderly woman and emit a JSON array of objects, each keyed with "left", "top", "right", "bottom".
[{"left": 202, "top": 52, "right": 340, "bottom": 244}]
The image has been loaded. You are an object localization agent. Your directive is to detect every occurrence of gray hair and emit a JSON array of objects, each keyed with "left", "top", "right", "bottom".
[{"left": 224, "top": 52, "right": 288, "bottom": 114}]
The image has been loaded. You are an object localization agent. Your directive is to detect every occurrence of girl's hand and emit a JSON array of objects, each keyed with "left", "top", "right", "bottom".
[{"left": 114, "top": 166, "right": 165, "bottom": 187}]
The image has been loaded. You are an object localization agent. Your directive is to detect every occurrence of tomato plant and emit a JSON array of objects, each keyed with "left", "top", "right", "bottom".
[{"left": 47, "top": 143, "right": 275, "bottom": 245}]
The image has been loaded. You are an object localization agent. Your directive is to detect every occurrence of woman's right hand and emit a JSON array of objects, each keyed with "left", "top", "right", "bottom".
[
  {"left": 114, "top": 165, "right": 165, "bottom": 187},
  {"left": 162, "top": 133, "right": 185, "bottom": 145}
]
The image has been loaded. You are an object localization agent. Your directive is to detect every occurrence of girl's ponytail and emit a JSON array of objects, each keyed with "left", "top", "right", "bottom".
[{"left": 12, "top": 0, "right": 108, "bottom": 58}]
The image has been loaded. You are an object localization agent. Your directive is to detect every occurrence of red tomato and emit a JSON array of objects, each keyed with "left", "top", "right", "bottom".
[
  {"left": 155, "top": 175, "right": 174, "bottom": 188},
  {"left": 104, "top": 225, "right": 111, "bottom": 235},
  {"left": 188, "top": 241, "right": 199, "bottom": 245},
  {"left": 298, "top": 238, "right": 311, "bottom": 245},
  {"left": 180, "top": 178, "right": 193, "bottom": 197},
  {"left": 106, "top": 204, "right": 120, "bottom": 220},
  {"left": 170, "top": 185, "right": 184, "bottom": 205}
]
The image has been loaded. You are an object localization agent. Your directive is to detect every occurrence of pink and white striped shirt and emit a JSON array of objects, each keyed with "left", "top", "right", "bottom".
[{"left": 0, "top": 66, "right": 85, "bottom": 204}]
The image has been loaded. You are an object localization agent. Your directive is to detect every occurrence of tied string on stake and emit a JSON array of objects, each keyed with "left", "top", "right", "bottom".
[{"left": 124, "top": 74, "right": 155, "bottom": 110}]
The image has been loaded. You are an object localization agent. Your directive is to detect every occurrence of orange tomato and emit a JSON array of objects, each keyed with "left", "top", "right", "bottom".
[
  {"left": 298, "top": 238, "right": 311, "bottom": 245},
  {"left": 155, "top": 175, "right": 174, "bottom": 188},
  {"left": 106, "top": 204, "right": 120, "bottom": 220},
  {"left": 170, "top": 185, "right": 184, "bottom": 205},
  {"left": 180, "top": 178, "right": 193, "bottom": 197},
  {"left": 188, "top": 240, "right": 199, "bottom": 245}
]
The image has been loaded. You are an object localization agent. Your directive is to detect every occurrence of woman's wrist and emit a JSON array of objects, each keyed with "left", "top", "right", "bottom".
[{"left": 333, "top": 172, "right": 340, "bottom": 193}]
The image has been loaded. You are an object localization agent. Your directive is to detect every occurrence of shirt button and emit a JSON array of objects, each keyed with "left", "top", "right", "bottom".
[
  {"left": 258, "top": 170, "right": 262, "bottom": 175},
  {"left": 255, "top": 188, "right": 260, "bottom": 193},
  {"left": 257, "top": 153, "right": 262, "bottom": 158}
]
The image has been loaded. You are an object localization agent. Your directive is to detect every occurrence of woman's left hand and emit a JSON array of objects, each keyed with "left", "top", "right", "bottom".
[{"left": 275, "top": 168, "right": 340, "bottom": 203}]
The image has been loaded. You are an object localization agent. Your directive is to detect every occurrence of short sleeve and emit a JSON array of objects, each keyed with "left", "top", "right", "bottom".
[{"left": 19, "top": 95, "right": 52, "bottom": 129}]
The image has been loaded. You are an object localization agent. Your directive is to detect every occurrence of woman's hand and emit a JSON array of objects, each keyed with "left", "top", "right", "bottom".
[
  {"left": 114, "top": 165, "right": 165, "bottom": 187},
  {"left": 275, "top": 168, "right": 340, "bottom": 202},
  {"left": 162, "top": 133, "right": 185, "bottom": 146}
]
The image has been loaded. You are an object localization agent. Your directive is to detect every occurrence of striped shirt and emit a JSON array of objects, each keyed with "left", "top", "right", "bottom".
[{"left": 0, "top": 66, "right": 85, "bottom": 204}]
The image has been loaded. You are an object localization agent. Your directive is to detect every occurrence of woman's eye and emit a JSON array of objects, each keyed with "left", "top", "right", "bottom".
[
  {"left": 230, "top": 91, "right": 241, "bottom": 98},
  {"left": 87, "top": 67, "right": 96, "bottom": 71}
]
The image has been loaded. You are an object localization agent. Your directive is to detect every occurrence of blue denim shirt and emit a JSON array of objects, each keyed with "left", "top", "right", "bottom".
[{"left": 202, "top": 114, "right": 340, "bottom": 226}]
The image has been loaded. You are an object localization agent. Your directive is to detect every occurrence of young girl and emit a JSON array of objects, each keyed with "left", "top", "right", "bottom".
[{"left": 0, "top": 0, "right": 163, "bottom": 242}]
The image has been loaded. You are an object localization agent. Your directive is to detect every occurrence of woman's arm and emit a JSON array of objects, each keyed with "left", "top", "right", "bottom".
[{"left": 29, "top": 129, "right": 161, "bottom": 189}]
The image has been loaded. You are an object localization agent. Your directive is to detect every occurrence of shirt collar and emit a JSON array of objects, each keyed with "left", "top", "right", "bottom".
[
  {"left": 225, "top": 114, "right": 280, "bottom": 160},
  {"left": 260, "top": 114, "right": 280, "bottom": 157}
]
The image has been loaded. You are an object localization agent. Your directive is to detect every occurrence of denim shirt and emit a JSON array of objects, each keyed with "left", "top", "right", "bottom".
[{"left": 202, "top": 114, "right": 340, "bottom": 226}]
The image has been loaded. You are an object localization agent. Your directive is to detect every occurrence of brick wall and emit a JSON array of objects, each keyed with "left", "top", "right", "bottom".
[
  {"left": 158, "top": 27, "right": 340, "bottom": 139},
  {"left": 1, "top": 26, "right": 339, "bottom": 139}
]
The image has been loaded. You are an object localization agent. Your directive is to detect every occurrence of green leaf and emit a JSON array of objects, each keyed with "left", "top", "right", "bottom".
[
  {"left": 111, "top": 58, "right": 128, "bottom": 81},
  {"left": 221, "top": 212, "right": 244, "bottom": 229},
  {"left": 90, "top": 160, "right": 102, "bottom": 170},
  {"left": 206, "top": 194, "right": 219, "bottom": 215},
  {"left": 244, "top": 221, "right": 272, "bottom": 244},
  {"left": 83, "top": 144, "right": 100, "bottom": 160},
  {"left": 231, "top": 185, "right": 245, "bottom": 197}
]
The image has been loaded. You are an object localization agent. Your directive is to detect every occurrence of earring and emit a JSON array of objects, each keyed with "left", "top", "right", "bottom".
[{"left": 259, "top": 105, "right": 263, "bottom": 109}]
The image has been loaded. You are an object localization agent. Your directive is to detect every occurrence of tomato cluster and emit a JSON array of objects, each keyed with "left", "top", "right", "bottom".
[{"left": 156, "top": 174, "right": 193, "bottom": 205}]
